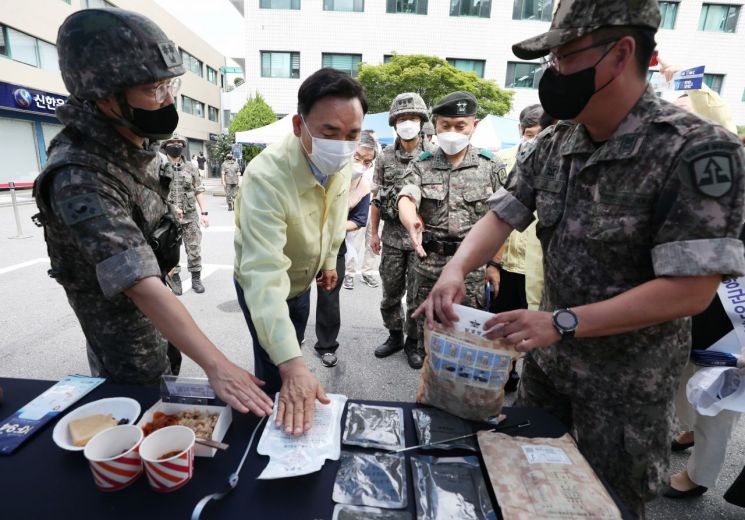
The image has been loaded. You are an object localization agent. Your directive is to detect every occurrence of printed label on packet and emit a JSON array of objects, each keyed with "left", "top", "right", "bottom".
[{"left": 522, "top": 445, "right": 573, "bottom": 465}]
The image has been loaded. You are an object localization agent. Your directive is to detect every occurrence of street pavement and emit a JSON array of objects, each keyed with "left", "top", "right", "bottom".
[{"left": 0, "top": 179, "right": 743, "bottom": 518}]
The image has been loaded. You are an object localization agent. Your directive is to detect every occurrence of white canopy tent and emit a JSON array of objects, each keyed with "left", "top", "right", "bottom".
[{"left": 234, "top": 114, "right": 295, "bottom": 146}]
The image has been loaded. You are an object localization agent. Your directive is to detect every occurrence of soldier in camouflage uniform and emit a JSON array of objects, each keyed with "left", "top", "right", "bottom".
[
  {"left": 30, "top": 8, "right": 273, "bottom": 417},
  {"left": 370, "top": 93, "right": 432, "bottom": 367},
  {"left": 221, "top": 153, "right": 241, "bottom": 211},
  {"left": 415, "top": 1, "right": 745, "bottom": 516},
  {"left": 398, "top": 91, "right": 506, "bottom": 367},
  {"left": 162, "top": 133, "right": 208, "bottom": 295}
]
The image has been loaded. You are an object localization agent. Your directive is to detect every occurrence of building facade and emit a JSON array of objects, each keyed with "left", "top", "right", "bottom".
[
  {"left": 0, "top": 0, "right": 226, "bottom": 186},
  {"left": 237, "top": 0, "right": 745, "bottom": 126}
]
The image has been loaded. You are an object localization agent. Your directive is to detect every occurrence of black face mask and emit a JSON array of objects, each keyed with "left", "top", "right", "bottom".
[
  {"left": 538, "top": 43, "right": 617, "bottom": 120},
  {"left": 165, "top": 144, "right": 183, "bottom": 158},
  {"left": 130, "top": 103, "right": 179, "bottom": 141}
]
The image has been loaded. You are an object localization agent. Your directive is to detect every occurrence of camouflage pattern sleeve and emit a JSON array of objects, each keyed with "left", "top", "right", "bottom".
[
  {"left": 652, "top": 127, "right": 745, "bottom": 278},
  {"left": 491, "top": 156, "right": 508, "bottom": 192},
  {"left": 188, "top": 163, "right": 205, "bottom": 194},
  {"left": 396, "top": 159, "right": 423, "bottom": 209},
  {"left": 50, "top": 167, "right": 161, "bottom": 299},
  {"left": 371, "top": 154, "right": 384, "bottom": 200},
  {"left": 487, "top": 138, "right": 540, "bottom": 232}
]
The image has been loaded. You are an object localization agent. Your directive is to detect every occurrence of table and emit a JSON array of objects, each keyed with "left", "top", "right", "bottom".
[{"left": 0, "top": 377, "right": 631, "bottom": 519}]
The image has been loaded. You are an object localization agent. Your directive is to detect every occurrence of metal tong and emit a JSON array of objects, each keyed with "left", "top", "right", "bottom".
[{"left": 394, "top": 419, "right": 532, "bottom": 454}]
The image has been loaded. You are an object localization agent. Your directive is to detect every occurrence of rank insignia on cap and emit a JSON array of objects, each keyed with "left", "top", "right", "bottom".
[
  {"left": 158, "top": 41, "right": 182, "bottom": 68},
  {"left": 457, "top": 101, "right": 467, "bottom": 114},
  {"left": 680, "top": 141, "right": 738, "bottom": 198}
]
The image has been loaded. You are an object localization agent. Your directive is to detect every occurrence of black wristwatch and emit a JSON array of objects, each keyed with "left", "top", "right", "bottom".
[
  {"left": 201, "top": 211, "right": 208, "bottom": 215},
  {"left": 552, "top": 309, "right": 579, "bottom": 340},
  {"left": 486, "top": 260, "right": 502, "bottom": 269}
]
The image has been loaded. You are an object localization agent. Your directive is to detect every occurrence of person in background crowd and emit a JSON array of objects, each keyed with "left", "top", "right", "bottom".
[
  {"left": 415, "top": 1, "right": 745, "bottom": 516},
  {"left": 162, "top": 133, "right": 208, "bottom": 295},
  {"left": 370, "top": 93, "right": 432, "bottom": 366},
  {"left": 234, "top": 68, "right": 366, "bottom": 436},
  {"left": 655, "top": 57, "right": 743, "bottom": 500},
  {"left": 197, "top": 151, "right": 207, "bottom": 177},
  {"left": 489, "top": 104, "right": 546, "bottom": 392},
  {"left": 315, "top": 134, "right": 375, "bottom": 366},
  {"left": 343, "top": 130, "right": 378, "bottom": 290},
  {"left": 221, "top": 153, "right": 241, "bottom": 211},
  {"left": 422, "top": 121, "right": 435, "bottom": 144},
  {"left": 32, "top": 8, "right": 273, "bottom": 416},
  {"left": 398, "top": 91, "right": 506, "bottom": 369},
  {"left": 191, "top": 153, "right": 199, "bottom": 169}
]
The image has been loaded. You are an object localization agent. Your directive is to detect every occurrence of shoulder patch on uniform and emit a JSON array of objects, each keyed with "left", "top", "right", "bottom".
[
  {"left": 517, "top": 140, "right": 537, "bottom": 164},
  {"left": 478, "top": 149, "right": 493, "bottom": 160},
  {"left": 419, "top": 150, "right": 432, "bottom": 161},
  {"left": 679, "top": 141, "right": 740, "bottom": 198},
  {"left": 58, "top": 192, "right": 106, "bottom": 226}
]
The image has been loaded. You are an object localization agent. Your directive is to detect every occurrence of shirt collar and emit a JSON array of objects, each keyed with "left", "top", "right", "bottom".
[{"left": 305, "top": 156, "right": 327, "bottom": 186}]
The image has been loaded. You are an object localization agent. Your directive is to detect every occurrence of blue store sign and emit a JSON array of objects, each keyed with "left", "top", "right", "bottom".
[{"left": 0, "top": 81, "right": 67, "bottom": 117}]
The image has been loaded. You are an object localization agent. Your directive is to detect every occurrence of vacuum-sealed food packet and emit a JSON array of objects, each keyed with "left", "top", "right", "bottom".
[
  {"left": 333, "top": 451, "right": 407, "bottom": 508},
  {"left": 342, "top": 403, "right": 405, "bottom": 450},
  {"left": 332, "top": 504, "right": 412, "bottom": 520},
  {"left": 411, "top": 407, "right": 477, "bottom": 451}
]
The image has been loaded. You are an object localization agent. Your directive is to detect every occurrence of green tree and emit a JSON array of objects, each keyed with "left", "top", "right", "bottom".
[
  {"left": 357, "top": 54, "right": 513, "bottom": 119},
  {"left": 206, "top": 133, "right": 234, "bottom": 173},
  {"left": 228, "top": 93, "right": 277, "bottom": 164}
]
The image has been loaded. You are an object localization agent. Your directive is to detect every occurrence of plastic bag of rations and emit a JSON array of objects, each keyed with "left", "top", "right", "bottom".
[{"left": 417, "top": 321, "right": 516, "bottom": 422}]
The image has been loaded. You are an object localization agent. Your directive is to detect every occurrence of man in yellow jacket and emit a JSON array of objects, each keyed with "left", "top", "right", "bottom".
[{"left": 234, "top": 68, "right": 367, "bottom": 436}]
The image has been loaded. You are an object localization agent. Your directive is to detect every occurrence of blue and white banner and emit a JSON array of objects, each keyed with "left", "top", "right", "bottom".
[
  {"left": 673, "top": 66, "right": 705, "bottom": 91},
  {"left": 0, "top": 81, "right": 67, "bottom": 117}
]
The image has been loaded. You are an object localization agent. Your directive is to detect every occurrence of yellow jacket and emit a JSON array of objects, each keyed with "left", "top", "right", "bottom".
[
  {"left": 496, "top": 146, "right": 527, "bottom": 275},
  {"left": 234, "top": 133, "right": 350, "bottom": 365}
]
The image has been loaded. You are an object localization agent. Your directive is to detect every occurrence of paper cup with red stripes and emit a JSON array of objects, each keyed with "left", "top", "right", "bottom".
[
  {"left": 83, "top": 425, "right": 144, "bottom": 492},
  {"left": 139, "top": 425, "right": 195, "bottom": 492}
]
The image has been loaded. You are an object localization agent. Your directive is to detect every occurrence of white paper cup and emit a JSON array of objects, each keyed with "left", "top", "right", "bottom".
[
  {"left": 83, "top": 425, "right": 144, "bottom": 492},
  {"left": 139, "top": 425, "right": 195, "bottom": 492}
]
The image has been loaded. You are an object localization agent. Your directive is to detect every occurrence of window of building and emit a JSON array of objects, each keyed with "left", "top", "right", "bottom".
[
  {"left": 180, "top": 49, "right": 203, "bottom": 77},
  {"left": 447, "top": 58, "right": 485, "bottom": 78},
  {"left": 208, "top": 105, "right": 219, "bottom": 122},
  {"left": 699, "top": 4, "right": 740, "bottom": 33},
  {"left": 6, "top": 28, "right": 38, "bottom": 67},
  {"left": 704, "top": 73, "right": 724, "bottom": 94},
  {"left": 512, "top": 0, "right": 553, "bottom": 21},
  {"left": 37, "top": 40, "right": 60, "bottom": 72},
  {"left": 0, "top": 118, "right": 40, "bottom": 181},
  {"left": 85, "top": 0, "right": 115, "bottom": 7},
  {"left": 659, "top": 1, "right": 679, "bottom": 29},
  {"left": 207, "top": 66, "right": 219, "bottom": 85},
  {"left": 324, "top": 0, "right": 364, "bottom": 11},
  {"left": 322, "top": 53, "right": 362, "bottom": 77},
  {"left": 260, "top": 0, "right": 300, "bottom": 8},
  {"left": 384, "top": 54, "right": 394, "bottom": 63},
  {"left": 261, "top": 51, "right": 300, "bottom": 78},
  {"left": 182, "top": 95, "right": 205, "bottom": 117},
  {"left": 386, "top": 0, "right": 428, "bottom": 15},
  {"left": 506, "top": 61, "right": 543, "bottom": 89},
  {"left": 450, "top": 0, "right": 491, "bottom": 18}
]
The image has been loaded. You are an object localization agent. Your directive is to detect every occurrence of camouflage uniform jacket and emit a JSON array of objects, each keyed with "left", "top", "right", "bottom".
[
  {"left": 221, "top": 159, "right": 241, "bottom": 184},
  {"left": 374, "top": 138, "right": 432, "bottom": 250},
  {"left": 32, "top": 98, "right": 173, "bottom": 383},
  {"left": 165, "top": 157, "right": 204, "bottom": 222},
  {"left": 489, "top": 86, "right": 745, "bottom": 403},
  {"left": 399, "top": 145, "right": 506, "bottom": 279}
]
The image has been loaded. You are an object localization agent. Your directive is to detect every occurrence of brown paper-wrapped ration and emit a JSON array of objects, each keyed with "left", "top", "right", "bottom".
[
  {"left": 477, "top": 432, "right": 622, "bottom": 520},
  {"left": 416, "top": 322, "right": 516, "bottom": 421}
]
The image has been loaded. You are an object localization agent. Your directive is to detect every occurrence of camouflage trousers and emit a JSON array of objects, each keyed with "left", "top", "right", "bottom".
[
  {"left": 413, "top": 265, "right": 486, "bottom": 353},
  {"left": 225, "top": 183, "right": 239, "bottom": 209},
  {"left": 379, "top": 243, "right": 418, "bottom": 338},
  {"left": 174, "top": 217, "right": 201, "bottom": 273},
  {"left": 518, "top": 354, "right": 673, "bottom": 519}
]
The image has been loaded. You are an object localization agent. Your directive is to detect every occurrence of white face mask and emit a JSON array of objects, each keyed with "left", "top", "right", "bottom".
[
  {"left": 301, "top": 117, "right": 358, "bottom": 176},
  {"left": 395, "top": 120, "right": 420, "bottom": 141},
  {"left": 437, "top": 131, "right": 470, "bottom": 155},
  {"left": 351, "top": 162, "right": 367, "bottom": 180}
]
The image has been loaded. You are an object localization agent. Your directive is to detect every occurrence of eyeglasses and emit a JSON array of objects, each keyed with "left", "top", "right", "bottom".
[
  {"left": 353, "top": 152, "right": 374, "bottom": 167},
  {"left": 144, "top": 78, "right": 182, "bottom": 104},
  {"left": 541, "top": 39, "right": 619, "bottom": 73}
]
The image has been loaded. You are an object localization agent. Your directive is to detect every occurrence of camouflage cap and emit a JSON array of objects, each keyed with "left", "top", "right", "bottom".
[
  {"left": 57, "top": 8, "right": 185, "bottom": 100},
  {"left": 432, "top": 91, "right": 477, "bottom": 117},
  {"left": 389, "top": 92, "right": 429, "bottom": 126},
  {"left": 512, "top": 0, "right": 661, "bottom": 60},
  {"left": 161, "top": 132, "right": 187, "bottom": 147},
  {"left": 422, "top": 121, "right": 435, "bottom": 136}
]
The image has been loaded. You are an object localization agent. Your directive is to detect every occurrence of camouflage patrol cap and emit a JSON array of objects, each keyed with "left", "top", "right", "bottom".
[
  {"left": 432, "top": 91, "right": 477, "bottom": 117},
  {"left": 388, "top": 92, "right": 429, "bottom": 126},
  {"left": 57, "top": 8, "right": 185, "bottom": 100},
  {"left": 161, "top": 132, "right": 187, "bottom": 147},
  {"left": 422, "top": 121, "right": 435, "bottom": 136},
  {"left": 512, "top": 0, "right": 661, "bottom": 60}
]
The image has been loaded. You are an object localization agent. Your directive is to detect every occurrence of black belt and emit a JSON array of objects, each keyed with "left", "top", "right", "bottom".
[{"left": 423, "top": 240, "right": 460, "bottom": 256}]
